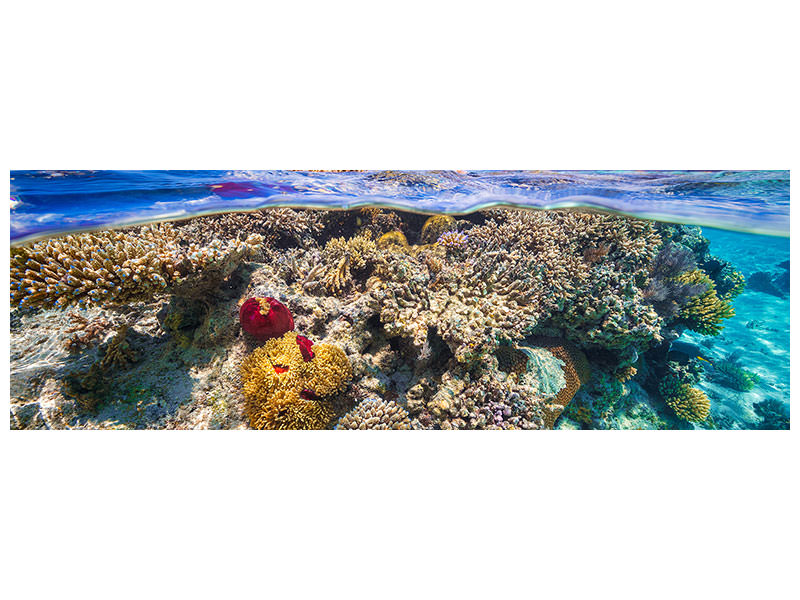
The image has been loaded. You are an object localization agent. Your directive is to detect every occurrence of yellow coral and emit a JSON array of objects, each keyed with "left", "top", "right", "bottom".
[
  {"left": 658, "top": 375, "right": 710, "bottom": 422},
  {"left": 377, "top": 231, "right": 410, "bottom": 251},
  {"left": 305, "top": 343, "right": 353, "bottom": 396},
  {"left": 240, "top": 332, "right": 352, "bottom": 430},
  {"left": 420, "top": 215, "right": 457, "bottom": 244},
  {"left": 677, "top": 269, "right": 735, "bottom": 336}
]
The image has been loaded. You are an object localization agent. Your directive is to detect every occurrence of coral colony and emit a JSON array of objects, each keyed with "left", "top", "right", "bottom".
[{"left": 12, "top": 204, "right": 781, "bottom": 430}]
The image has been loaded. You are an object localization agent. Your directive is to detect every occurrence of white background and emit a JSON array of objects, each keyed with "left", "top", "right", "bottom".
[{"left": 2, "top": 1, "right": 797, "bottom": 599}]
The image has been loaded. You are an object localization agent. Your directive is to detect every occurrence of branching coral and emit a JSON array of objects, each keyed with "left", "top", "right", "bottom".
[
  {"left": 713, "top": 358, "right": 760, "bottom": 392},
  {"left": 676, "top": 269, "right": 735, "bottom": 335},
  {"left": 407, "top": 365, "right": 546, "bottom": 430},
  {"left": 373, "top": 240, "right": 547, "bottom": 362},
  {"left": 240, "top": 331, "right": 352, "bottom": 429},
  {"left": 335, "top": 398, "right": 412, "bottom": 430},
  {"left": 11, "top": 224, "right": 262, "bottom": 310},
  {"left": 175, "top": 208, "right": 324, "bottom": 248},
  {"left": 658, "top": 375, "right": 710, "bottom": 422},
  {"left": 320, "top": 233, "right": 379, "bottom": 293}
]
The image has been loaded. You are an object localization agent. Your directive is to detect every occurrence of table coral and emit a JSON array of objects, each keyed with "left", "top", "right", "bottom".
[
  {"left": 240, "top": 331, "right": 352, "bottom": 429},
  {"left": 335, "top": 398, "right": 412, "bottom": 430}
]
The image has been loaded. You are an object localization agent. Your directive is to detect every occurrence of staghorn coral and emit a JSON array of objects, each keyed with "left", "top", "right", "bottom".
[
  {"left": 420, "top": 215, "right": 458, "bottom": 244},
  {"left": 658, "top": 375, "right": 710, "bottom": 422},
  {"left": 320, "top": 233, "right": 379, "bottom": 294},
  {"left": 240, "top": 331, "right": 352, "bottom": 429},
  {"left": 471, "top": 210, "right": 664, "bottom": 352},
  {"left": 335, "top": 398, "right": 412, "bottom": 430},
  {"left": 712, "top": 357, "right": 760, "bottom": 392},
  {"left": 11, "top": 224, "right": 262, "bottom": 310},
  {"left": 676, "top": 269, "right": 735, "bottom": 335},
  {"left": 373, "top": 239, "right": 547, "bottom": 362},
  {"left": 175, "top": 208, "right": 324, "bottom": 249}
]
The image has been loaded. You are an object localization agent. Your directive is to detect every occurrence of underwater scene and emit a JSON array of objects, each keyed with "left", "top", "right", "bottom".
[{"left": 9, "top": 170, "right": 790, "bottom": 430}]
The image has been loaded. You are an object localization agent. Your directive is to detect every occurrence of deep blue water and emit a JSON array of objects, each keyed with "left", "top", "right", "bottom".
[{"left": 9, "top": 170, "right": 790, "bottom": 245}]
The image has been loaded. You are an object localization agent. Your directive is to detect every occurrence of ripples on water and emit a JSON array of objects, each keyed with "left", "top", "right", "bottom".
[{"left": 9, "top": 170, "right": 790, "bottom": 245}]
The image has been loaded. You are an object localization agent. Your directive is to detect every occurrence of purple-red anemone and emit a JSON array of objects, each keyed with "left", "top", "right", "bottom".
[
  {"left": 295, "top": 334, "right": 315, "bottom": 361},
  {"left": 239, "top": 297, "right": 294, "bottom": 341}
]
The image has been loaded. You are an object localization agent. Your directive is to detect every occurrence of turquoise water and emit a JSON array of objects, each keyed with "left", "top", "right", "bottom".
[{"left": 8, "top": 170, "right": 791, "bottom": 430}]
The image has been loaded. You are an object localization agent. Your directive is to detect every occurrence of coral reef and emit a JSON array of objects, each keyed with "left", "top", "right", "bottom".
[
  {"left": 11, "top": 224, "right": 262, "bottom": 310},
  {"left": 240, "top": 331, "right": 352, "bottom": 429},
  {"left": 11, "top": 205, "right": 768, "bottom": 432},
  {"left": 335, "top": 398, "right": 412, "bottom": 430},
  {"left": 658, "top": 375, "right": 710, "bottom": 423},
  {"left": 175, "top": 208, "right": 324, "bottom": 248}
]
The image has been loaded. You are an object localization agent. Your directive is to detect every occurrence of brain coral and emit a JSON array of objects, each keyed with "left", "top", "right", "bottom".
[
  {"left": 335, "top": 398, "right": 412, "bottom": 430},
  {"left": 528, "top": 337, "right": 591, "bottom": 429},
  {"left": 376, "top": 230, "right": 410, "bottom": 251},
  {"left": 658, "top": 375, "right": 710, "bottom": 423},
  {"left": 676, "top": 269, "right": 735, "bottom": 336},
  {"left": 240, "top": 331, "right": 352, "bottom": 429}
]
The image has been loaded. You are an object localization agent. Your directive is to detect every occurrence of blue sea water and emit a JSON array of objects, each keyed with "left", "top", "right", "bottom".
[{"left": 9, "top": 170, "right": 790, "bottom": 245}]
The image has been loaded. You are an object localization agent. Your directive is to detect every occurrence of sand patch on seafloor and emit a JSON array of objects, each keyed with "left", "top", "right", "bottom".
[{"left": 682, "top": 289, "right": 789, "bottom": 428}]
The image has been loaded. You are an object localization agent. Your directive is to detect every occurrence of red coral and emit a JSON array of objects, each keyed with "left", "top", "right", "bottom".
[{"left": 239, "top": 297, "right": 294, "bottom": 340}]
